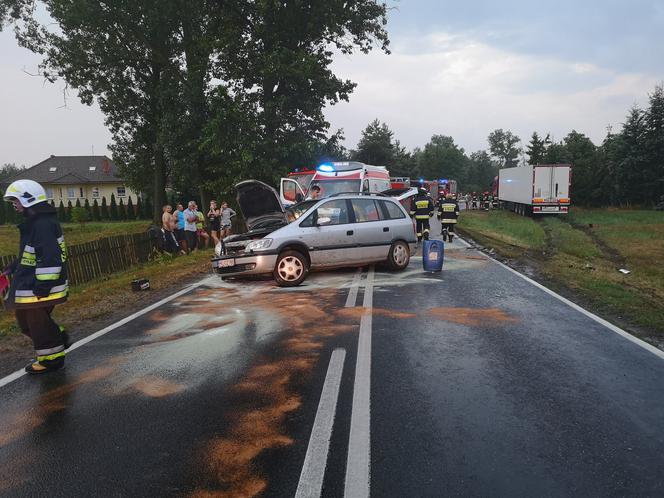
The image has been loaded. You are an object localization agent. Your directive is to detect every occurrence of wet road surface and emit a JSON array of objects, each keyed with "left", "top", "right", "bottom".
[{"left": 1, "top": 219, "right": 664, "bottom": 497}]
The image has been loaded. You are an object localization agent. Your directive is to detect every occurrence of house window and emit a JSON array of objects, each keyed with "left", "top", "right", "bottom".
[
  {"left": 67, "top": 187, "right": 76, "bottom": 199},
  {"left": 46, "top": 188, "right": 54, "bottom": 200},
  {"left": 79, "top": 187, "right": 84, "bottom": 198},
  {"left": 49, "top": 167, "right": 57, "bottom": 172},
  {"left": 117, "top": 186, "right": 126, "bottom": 198},
  {"left": 59, "top": 188, "right": 63, "bottom": 198},
  {"left": 92, "top": 187, "right": 100, "bottom": 198}
]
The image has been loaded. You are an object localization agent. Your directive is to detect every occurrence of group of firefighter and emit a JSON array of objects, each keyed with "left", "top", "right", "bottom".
[
  {"left": 410, "top": 187, "right": 459, "bottom": 243},
  {"left": 467, "top": 192, "right": 499, "bottom": 211}
]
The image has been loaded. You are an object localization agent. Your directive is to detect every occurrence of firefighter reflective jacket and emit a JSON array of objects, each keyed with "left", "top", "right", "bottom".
[
  {"left": 439, "top": 199, "right": 460, "bottom": 223},
  {"left": 410, "top": 194, "right": 434, "bottom": 220},
  {"left": 5, "top": 202, "right": 68, "bottom": 310}
]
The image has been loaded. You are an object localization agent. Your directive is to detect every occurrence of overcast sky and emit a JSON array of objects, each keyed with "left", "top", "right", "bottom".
[{"left": 1, "top": 0, "right": 663, "bottom": 167}]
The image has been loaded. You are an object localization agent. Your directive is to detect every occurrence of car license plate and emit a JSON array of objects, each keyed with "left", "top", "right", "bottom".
[
  {"left": 219, "top": 258, "right": 235, "bottom": 268},
  {"left": 541, "top": 206, "right": 559, "bottom": 212}
]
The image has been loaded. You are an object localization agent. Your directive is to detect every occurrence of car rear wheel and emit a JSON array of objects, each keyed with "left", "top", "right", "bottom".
[
  {"left": 387, "top": 241, "right": 410, "bottom": 271},
  {"left": 273, "top": 250, "right": 309, "bottom": 287}
]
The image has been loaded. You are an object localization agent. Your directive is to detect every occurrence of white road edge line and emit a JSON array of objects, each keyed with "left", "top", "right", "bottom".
[
  {"left": 458, "top": 236, "right": 664, "bottom": 361},
  {"left": 345, "top": 268, "right": 363, "bottom": 308},
  {"left": 295, "top": 348, "right": 347, "bottom": 498},
  {"left": 344, "top": 266, "right": 374, "bottom": 498},
  {"left": 0, "top": 275, "right": 216, "bottom": 389}
]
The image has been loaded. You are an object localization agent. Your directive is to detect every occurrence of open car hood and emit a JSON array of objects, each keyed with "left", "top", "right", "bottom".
[{"left": 236, "top": 180, "right": 288, "bottom": 231}]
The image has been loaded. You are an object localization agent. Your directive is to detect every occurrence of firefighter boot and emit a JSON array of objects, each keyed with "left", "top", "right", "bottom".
[{"left": 25, "top": 357, "right": 65, "bottom": 374}]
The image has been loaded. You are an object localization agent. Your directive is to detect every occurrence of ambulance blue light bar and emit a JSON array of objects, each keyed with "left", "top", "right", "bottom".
[
  {"left": 439, "top": 179, "right": 448, "bottom": 184},
  {"left": 317, "top": 163, "right": 335, "bottom": 172}
]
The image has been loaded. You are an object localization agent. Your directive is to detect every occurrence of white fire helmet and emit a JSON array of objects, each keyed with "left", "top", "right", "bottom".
[{"left": 4, "top": 180, "right": 48, "bottom": 208}]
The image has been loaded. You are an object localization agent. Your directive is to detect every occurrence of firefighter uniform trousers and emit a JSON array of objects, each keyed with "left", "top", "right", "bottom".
[{"left": 15, "top": 306, "right": 65, "bottom": 366}]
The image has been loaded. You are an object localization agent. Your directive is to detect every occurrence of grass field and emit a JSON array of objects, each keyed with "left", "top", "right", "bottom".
[
  {"left": 458, "top": 207, "right": 664, "bottom": 339},
  {"left": 0, "top": 220, "right": 150, "bottom": 256}
]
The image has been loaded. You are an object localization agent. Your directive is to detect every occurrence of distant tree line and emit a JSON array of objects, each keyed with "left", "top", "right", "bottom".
[
  {"left": 0, "top": 194, "right": 152, "bottom": 225},
  {"left": 350, "top": 84, "right": 664, "bottom": 207}
]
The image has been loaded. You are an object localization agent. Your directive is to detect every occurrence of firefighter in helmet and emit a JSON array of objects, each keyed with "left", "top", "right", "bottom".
[
  {"left": 438, "top": 193, "right": 460, "bottom": 242},
  {"left": 410, "top": 187, "right": 435, "bottom": 243},
  {"left": 3, "top": 180, "right": 70, "bottom": 374}
]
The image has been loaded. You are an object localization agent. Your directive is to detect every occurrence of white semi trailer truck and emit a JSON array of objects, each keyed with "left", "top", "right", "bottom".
[{"left": 498, "top": 164, "right": 571, "bottom": 215}]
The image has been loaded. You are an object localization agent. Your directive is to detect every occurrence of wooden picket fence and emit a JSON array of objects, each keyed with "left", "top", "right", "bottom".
[{"left": 0, "top": 232, "right": 157, "bottom": 287}]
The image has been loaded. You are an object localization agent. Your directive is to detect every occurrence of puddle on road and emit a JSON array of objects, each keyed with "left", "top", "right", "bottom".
[{"left": 429, "top": 307, "right": 518, "bottom": 327}]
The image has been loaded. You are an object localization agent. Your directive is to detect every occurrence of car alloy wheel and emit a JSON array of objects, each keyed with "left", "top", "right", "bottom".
[
  {"left": 274, "top": 250, "right": 309, "bottom": 287},
  {"left": 387, "top": 241, "right": 410, "bottom": 270}
]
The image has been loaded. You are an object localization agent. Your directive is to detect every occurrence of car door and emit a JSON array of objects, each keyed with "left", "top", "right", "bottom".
[
  {"left": 349, "top": 198, "right": 391, "bottom": 263},
  {"left": 297, "top": 199, "right": 356, "bottom": 267},
  {"left": 280, "top": 178, "right": 306, "bottom": 207}
]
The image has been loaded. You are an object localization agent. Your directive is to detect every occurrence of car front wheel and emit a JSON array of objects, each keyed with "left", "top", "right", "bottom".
[
  {"left": 387, "top": 240, "right": 410, "bottom": 270},
  {"left": 273, "top": 250, "right": 309, "bottom": 287}
]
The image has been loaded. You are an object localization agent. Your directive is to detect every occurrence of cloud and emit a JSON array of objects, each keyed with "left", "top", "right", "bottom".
[
  {"left": 0, "top": 30, "right": 111, "bottom": 167},
  {"left": 326, "top": 31, "right": 659, "bottom": 153}
]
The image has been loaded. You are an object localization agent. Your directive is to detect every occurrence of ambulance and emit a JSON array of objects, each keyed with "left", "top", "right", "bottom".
[{"left": 280, "top": 161, "right": 391, "bottom": 206}]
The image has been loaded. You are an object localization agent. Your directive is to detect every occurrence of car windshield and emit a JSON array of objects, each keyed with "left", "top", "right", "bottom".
[
  {"left": 286, "top": 200, "right": 317, "bottom": 222},
  {"left": 309, "top": 179, "right": 361, "bottom": 198}
]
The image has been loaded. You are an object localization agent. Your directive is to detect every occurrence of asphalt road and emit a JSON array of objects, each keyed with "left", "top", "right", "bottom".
[{"left": 1, "top": 218, "right": 663, "bottom": 497}]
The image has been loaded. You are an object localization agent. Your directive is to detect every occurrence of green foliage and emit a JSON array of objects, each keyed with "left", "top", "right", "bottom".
[
  {"left": 66, "top": 200, "right": 73, "bottom": 222},
  {"left": 0, "top": 163, "right": 24, "bottom": 182},
  {"left": 57, "top": 201, "right": 66, "bottom": 222},
  {"left": 488, "top": 129, "right": 522, "bottom": 167},
  {"left": 127, "top": 196, "right": 135, "bottom": 219},
  {"left": 136, "top": 196, "right": 143, "bottom": 219},
  {"left": 70, "top": 206, "right": 90, "bottom": 224},
  {"left": 83, "top": 198, "right": 91, "bottom": 217},
  {"left": 75, "top": 198, "right": 82, "bottom": 208},
  {"left": 417, "top": 135, "right": 469, "bottom": 183},
  {"left": 109, "top": 194, "right": 118, "bottom": 221},
  {"left": 118, "top": 197, "right": 127, "bottom": 220},
  {"left": 0, "top": 198, "right": 5, "bottom": 225},
  {"left": 92, "top": 199, "right": 100, "bottom": 221},
  {"left": 100, "top": 196, "right": 109, "bottom": 220},
  {"left": 526, "top": 132, "right": 548, "bottom": 165},
  {"left": 352, "top": 120, "right": 397, "bottom": 166}
]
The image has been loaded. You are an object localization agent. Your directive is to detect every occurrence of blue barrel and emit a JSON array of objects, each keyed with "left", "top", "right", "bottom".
[{"left": 422, "top": 239, "right": 444, "bottom": 272}]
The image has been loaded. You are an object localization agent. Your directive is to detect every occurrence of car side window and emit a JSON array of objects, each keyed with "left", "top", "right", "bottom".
[
  {"left": 351, "top": 199, "right": 382, "bottom": 222},
  {"left": 300, "top": 199, "right": 349, "bottom": 227},
  {"left": 379, "top": 200, "right": 406, "bottom": 220}
]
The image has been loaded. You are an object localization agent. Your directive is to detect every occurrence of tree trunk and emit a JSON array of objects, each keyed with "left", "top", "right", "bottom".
[{"left": 153, "top": 145, "right": 167, "bottom": 224}]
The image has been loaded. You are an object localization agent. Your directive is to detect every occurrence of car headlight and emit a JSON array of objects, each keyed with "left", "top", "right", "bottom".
[
  {"left": 245, "top": 238, "right": 273, "bottom": 252},
  {"left": 214, "top": 242, "right": 222, "bottom": 256}
]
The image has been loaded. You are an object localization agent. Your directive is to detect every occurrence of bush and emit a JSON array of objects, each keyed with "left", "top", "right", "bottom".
[
  {"left": 110, "top": 193, "right": 118, "bottom": 220},
  {"left": 101, "top": 196, "right": 109, "bottom": 220},
  {"left": 71, "top": 206, "right": 91, "bottom": 224},
  {"left": 58, "top": 201, "right": 66, "bottom": 222},
  {"left": 118, "top": 197, "right": 127, "bottom": 220},
  {"left": 92, "top": 199, "right": 101, "bottom": 221}
]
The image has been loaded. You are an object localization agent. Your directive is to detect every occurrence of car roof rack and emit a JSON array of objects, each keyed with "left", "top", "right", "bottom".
[{"left": 328, "top": 191, "right": 388, "bottom": 198}]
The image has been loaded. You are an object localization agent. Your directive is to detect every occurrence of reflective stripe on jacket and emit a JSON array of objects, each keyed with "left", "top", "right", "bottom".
[
  {"left": 439, "top": 200, "right": 460, "bottom": 223},
  {"left": 410, "top": 195, "right": 434, "bottom": 220},
  {"left": 6, "top": 202, "right": 68, "bottom": 310}
]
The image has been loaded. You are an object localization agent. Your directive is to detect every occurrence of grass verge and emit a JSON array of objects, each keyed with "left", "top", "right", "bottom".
[{"left": 458, "top": 207, "right": 664, "bottom": 340}]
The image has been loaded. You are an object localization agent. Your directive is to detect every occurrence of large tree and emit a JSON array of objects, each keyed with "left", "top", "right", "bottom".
[
  {"left": 488, "top": 128, "right": 522, "bottom": 168},
  {"left": 352, "top": 119, "right": 396, "bottom": 166},
  {"left": 417, "top": 135, "right": 468, "bottom": 183},
  {"left": 213, "top": 1, "right": 390, "bottom": 185},
  {"left": 526, "top": 132, "right": 548, "bottom": 165}
]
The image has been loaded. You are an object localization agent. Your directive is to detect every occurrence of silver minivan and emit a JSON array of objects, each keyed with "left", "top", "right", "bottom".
[{"left": 212, "top": 182, "right": 416, "bottom": 286}]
